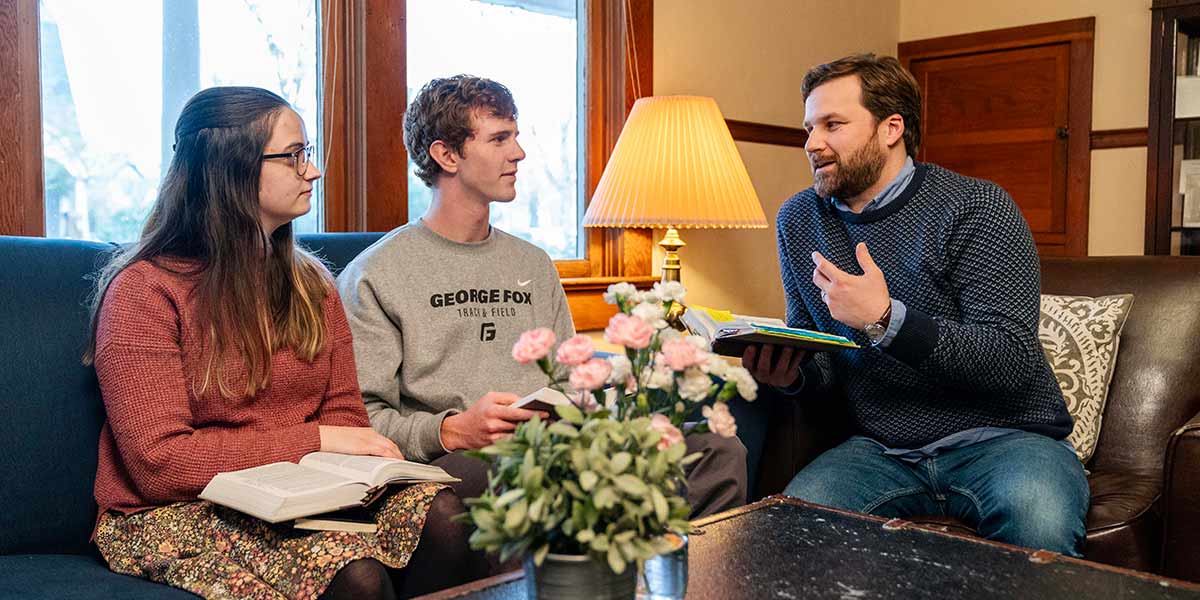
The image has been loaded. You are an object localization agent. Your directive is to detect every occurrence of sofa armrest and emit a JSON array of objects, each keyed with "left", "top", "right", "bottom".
[
  {"left": 755, "top": 387, "right": 854, "bottom": 498},
  {"left": 1162, "top": 408, "right": 1200, "bottom": 581}
]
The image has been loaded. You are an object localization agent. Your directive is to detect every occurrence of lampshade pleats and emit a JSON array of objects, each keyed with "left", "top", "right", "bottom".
[{"left": 583, "top": 95, "right": 768, "bottom": 229}]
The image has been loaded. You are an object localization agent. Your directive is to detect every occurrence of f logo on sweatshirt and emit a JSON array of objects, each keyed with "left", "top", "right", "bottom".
[{"left": 480, "top": 322, "right": 496, "bottom": 342}]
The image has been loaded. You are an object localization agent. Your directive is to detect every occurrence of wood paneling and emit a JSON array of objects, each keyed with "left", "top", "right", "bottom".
[
  {"left": 902, "top": 17, "right": 1094, "bottom": 257},
  {"left": 0, "top": 0, "right": 43, "bottom": 236}
]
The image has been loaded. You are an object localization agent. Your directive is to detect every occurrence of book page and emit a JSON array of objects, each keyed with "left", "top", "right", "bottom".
[
  {"left": 224, "top": 462, "right": 355, "bottom": 497},
  {"left": 300, "top": 452, "right": 397, "bottom": 485}
]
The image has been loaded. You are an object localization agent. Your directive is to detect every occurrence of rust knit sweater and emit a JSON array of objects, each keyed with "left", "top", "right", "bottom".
[{"left": 93, "top": 259, "right": 369, "bottom": 517}]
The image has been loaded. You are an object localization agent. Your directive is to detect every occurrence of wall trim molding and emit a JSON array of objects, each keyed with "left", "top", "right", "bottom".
[
  {"left": 1089, "top": 128, "right": 1149, "bottom": 150},
  {"left": 726, "top": 119, "right": 808, "bottom": 148}
]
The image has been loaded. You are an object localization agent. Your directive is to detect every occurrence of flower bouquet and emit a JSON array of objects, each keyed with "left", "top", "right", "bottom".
[{"left": 463, "top": 282, "right": 758, "bottom": 598}]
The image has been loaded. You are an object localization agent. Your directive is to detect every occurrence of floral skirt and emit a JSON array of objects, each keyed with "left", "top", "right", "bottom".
[{"left": 95, "top": 482, "right": 446, "bottom": 600}]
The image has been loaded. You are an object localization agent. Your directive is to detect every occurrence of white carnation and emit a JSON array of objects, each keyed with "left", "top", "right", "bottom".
[
  {"left": 725, "top": 366, "right": 758, "bottom": 401},
  {"left": 643, "top": 365, "right": 675, "bottom": 390},
  {"left": 603, "top": 282, "right": 638, "bottom": 304},
  {"left": 702, "top": 402, "right": 738, "bottom": 438},
  {"left": 632, "top": 301, "right": 668, "bottom": 330},
  {"left": 606, "top": 354, "right": 633, "bottom": 385},
  {"left": 678, "top": 368, "right": 713, "bottom": 402},
  {"left": 640, "top": 290, "right": 662, "bottom": 305},
  {"left": 702, "top": 354, "right": 729, "bottom": 377},
  {"left": 653, "top": 281, "right": 686, "bottom": 303}
]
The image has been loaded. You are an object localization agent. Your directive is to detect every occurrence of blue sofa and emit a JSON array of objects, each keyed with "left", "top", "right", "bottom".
[{"left": 0, "top": 233, "right": 383, "bottom": 599}]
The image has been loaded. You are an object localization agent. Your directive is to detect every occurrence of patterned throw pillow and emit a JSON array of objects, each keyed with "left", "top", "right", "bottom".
[{"left": 1038, "top": 293, "right": 1134, "bottom": 463}]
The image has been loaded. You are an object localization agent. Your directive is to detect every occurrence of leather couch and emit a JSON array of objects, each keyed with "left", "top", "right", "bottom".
[
  {"left": 0, "top": 233, "right": 382, "bottom": 599},
  {"left": 752, "top": 256, "right": 1200, "bottom": 581}
]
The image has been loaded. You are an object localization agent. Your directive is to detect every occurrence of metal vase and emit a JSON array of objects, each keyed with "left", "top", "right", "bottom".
[
  {"left": 640, "top": 533, "right": 688, "bottom": 599},
  {"left": 524, "top": 553, "right": 637, "bottom": 600}
]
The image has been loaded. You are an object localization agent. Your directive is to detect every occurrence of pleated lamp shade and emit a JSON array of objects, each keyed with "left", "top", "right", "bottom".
[{"left": 583, "top": 95, "right": 767, "bottom": 229}]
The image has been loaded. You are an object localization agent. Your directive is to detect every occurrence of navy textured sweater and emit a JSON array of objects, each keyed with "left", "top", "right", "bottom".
[{"left": 777, "top": 162, "right": 1072, "bottom": 448}]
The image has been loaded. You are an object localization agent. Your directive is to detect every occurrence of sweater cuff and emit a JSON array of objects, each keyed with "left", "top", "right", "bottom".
[
  {"left": 884, "top": 305, "right": 939, "bottom": 368},
  {"left": 417, "top": 409, "right": 458, "bottom": 462},
  {"left": 295, "top": 422, "right": 325, "bottom": 460}
]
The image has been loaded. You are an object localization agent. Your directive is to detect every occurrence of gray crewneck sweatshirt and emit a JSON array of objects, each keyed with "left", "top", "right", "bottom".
[{"left": 336, "top": 220, "right": 575, "bottom": 462}]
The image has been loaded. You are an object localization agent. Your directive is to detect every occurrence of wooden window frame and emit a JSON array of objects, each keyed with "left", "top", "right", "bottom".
[{"left": 0, "top": 0, "right": 653, "bottom": 331}]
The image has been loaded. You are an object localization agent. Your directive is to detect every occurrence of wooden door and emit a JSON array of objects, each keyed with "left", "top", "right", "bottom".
[{"left": 900, "top": 19, "right": 1094, "bottom": 256}]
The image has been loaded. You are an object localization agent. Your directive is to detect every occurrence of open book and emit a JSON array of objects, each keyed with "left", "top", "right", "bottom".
[
  {"left": 513, "top": 387, "right": 620, "bottom": 414},
  {"left": 681, "top": 304, "right": 859, "bottom": 357},
  {"left": 199, "top": 452, "right": 459, "bottom": 524}
]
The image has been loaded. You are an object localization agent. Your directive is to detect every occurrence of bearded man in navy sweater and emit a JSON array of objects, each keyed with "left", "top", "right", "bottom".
[{"left": 743, "top": 54, "right": 1088, "bottom": 557}]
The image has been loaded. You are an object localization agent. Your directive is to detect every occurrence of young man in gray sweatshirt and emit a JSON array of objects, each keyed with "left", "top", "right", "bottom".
[{"left": 336, "top": 76, "right": 747, "bottom": 519}]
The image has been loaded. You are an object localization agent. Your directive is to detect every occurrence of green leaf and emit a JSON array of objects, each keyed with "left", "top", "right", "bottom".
[
  {"left": 576, "top": 529, "right": 595, "bottom": 544},
  {"left": 650, "top": 487, "right": 669, "bottom": 522},
  {"left": 607, "top": 546, "right": 626, "bottom": 574},
  {"left": 555, "top": 403, "right": 585, "bottom": 424},
  {"left": 614, "top": 474, "right": 649, "bottom": 497},
  {"left": 562, "top": 480, "right": 585, "bottom": 498},
  {"left": 547, "top": 421, "right": 579, "bottom": 438},
  {"left": 534, "top": 543, "right": 550, "bottom": 566},
  {"left": 680, "top": 451, "right": 703, "bottom": 466},
  {"left": 594, "top": 486, "right": 618, "bottom": 509},
  {"left": 528, "top": 495, "right": 545, "bottom": 522},
  {"left": 666, "top": 440, "right": 687, "bottom": 462},
  {"left": 579, "top": 470, "right": 599, "bottom": 491},
  {"left": 609, "top": 452, "right": 632, "bottom": 474},
  {"left": 495, "top": 488, "right": 525, "bottom": 508},
  {"left": 504, "top": 499, "right": 528, "bottom": 532}
]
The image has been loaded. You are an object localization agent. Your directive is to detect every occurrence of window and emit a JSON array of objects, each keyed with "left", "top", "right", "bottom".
[
  {"left": 406, "top": 0, "right": 583, "bottom": 260},
  {"left": 38, "top": 0, "right": 322, "bottom": 242},
  {"left": 3, "top": 0, "right": 652, "bottom": 330}
]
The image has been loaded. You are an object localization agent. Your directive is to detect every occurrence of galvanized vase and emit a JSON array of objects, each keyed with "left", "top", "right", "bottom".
[{"left": 523, "top": 552, "right": 637, "bottom": 600}]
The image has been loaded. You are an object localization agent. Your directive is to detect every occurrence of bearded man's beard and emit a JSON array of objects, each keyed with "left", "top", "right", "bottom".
[{"left": 811, "top": 132, "right": 887, "bottom": 201}]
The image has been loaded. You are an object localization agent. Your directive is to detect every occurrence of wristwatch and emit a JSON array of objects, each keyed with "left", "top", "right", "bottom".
[{"left": 863, "top": 302, "right": 893, "bottom": 346}]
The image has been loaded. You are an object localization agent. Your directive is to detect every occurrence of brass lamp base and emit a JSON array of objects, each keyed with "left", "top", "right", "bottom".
[{"left": 659, "top": 227, "right": 687, "bottom": 329}]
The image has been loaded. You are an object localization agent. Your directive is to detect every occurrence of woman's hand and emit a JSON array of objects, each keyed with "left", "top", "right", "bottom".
[{"left": 318, "top": 426, "right": 404, "bottom": 459}]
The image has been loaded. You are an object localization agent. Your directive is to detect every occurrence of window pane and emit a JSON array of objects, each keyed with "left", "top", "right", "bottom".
[
  {"left": 39, "top": 0, "right": 322, "bottom": 242},
  {"left": 406, "top": 0, "right": 582, "bottom": 260}
]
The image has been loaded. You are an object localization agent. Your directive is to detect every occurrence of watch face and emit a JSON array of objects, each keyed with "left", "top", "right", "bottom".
[{"left": 864, "top": 323, "right": 885, "bottom": 343}]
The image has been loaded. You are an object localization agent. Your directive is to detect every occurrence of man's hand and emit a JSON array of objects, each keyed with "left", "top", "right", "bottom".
[
  {"left": 743, "top": 344, "right": 807, "bottom": 388},
  {"left": 318, "top": 426, "right": 404, "bottom": 459},
  {"left": 812, "top": 242, "right": 890, "bottom": 330},
  {"left": 439, "top": 391, "right": 549, "bottom": 451}
]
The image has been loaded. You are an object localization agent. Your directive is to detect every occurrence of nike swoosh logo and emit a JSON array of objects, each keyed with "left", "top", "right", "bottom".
[{"left": 517, "top": 279, "right": 532, "bottom": 287}]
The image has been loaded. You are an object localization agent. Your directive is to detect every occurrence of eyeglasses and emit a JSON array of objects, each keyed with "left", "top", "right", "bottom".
[{"left": 261, "top": 143, "right": 314, "bottom": 176}]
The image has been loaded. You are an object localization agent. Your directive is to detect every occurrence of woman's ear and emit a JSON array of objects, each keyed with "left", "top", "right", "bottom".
[{"left": 429, "top": 140, "right": 459, "bottom": 174}]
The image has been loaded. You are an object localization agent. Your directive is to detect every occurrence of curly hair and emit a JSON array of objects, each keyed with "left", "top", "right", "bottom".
[
  {"left": 403, "top": 75, "right": 518, "bottom": 187},
  {"left": 801, "top": 54, "right": 922, "bottom": 157}
]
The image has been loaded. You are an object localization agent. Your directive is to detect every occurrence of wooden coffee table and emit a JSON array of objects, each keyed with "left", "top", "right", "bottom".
[{"left": 417, "top": 496, "right": 1200, "bottom": 599}]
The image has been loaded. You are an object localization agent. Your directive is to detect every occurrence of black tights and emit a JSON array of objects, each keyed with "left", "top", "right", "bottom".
[{"left": 319, "top": 490, "right": 490, "bottom": 600}]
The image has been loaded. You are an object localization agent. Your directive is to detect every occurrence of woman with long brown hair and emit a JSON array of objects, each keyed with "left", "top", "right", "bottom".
[{"left": 85, "top": 86, "right": 487, "bottom": 599}]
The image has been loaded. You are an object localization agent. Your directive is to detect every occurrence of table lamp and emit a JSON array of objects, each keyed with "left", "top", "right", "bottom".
[{"left": 582, "top": 95, "right": 768, "bottom": 285}]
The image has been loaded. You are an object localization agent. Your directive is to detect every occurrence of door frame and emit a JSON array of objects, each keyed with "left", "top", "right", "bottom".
[{"left": 899, "top": 17, "right": 1095, "bottom": 257}]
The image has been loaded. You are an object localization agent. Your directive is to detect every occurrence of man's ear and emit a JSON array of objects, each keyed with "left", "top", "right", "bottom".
[
  {"left": 881, "top": 114, "right": 906, "bottom": 149},
  {"left": 429, "top": 140, "right": 459, "bottom": 175}
]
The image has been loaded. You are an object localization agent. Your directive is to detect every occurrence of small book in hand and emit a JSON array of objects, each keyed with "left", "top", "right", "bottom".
[
  {"left": 513, "top": 387, "right": 620, "bottom": 414},
  {"left": 199, "top": 452, "right": 459, "bottom": 524},
  {"left": 681, "top": 304, "right": 859, "bottom": 357}
]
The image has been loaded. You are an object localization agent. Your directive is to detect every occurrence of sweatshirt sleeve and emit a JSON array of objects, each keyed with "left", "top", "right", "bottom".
[
  {"left": 546, "top": 254, "right": 576, "bottom": 343},
  {"left": 317, "top": 288, "right": 372, "bottom": 427},
  {"left": 337, "top": 262, "right": 453, "bottom": 462},
  {"left": 94, "top": 269, "right": 321, "bottom": 504},
  {"left": 883, "top": 184, "right": 1047, "bottom": 394}
]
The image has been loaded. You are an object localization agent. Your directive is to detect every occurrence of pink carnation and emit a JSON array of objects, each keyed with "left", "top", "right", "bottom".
[
  {"left": 512, "top": 328, "right": 556, "bottom": 364},
  {"left": 604, "top": 313, "right": 654, "bottom": 349},
  {"left": 555, "top": 334, "right": 595, "bottom": 366},
  {"left": 649, "top": 414, "right": 684, "bottom": 450},
  {"left": 569, "top": 358, "right": 612, "bottom": 391},
  {"left": 660, "top": 338, "right": 705, "bottom": 371}
]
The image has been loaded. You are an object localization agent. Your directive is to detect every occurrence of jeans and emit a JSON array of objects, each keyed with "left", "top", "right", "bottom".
[{"left": 784, "top": 431, "right": 1089, "bottom": 557}]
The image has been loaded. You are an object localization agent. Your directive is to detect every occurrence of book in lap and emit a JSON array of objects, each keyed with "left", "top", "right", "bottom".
[
  {"left": 681, "top": 304, "right": 859, "bottom": 357},
  {"left": 199, "top": 452, "right": 459, "bottom": 524}
]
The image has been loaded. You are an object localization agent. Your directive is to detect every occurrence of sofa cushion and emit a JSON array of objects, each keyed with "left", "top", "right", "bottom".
[
  {"left": 0, "top": 554, "right": 199, "bottom": 599},
  {"left": 1038, "top": 293, "right": 1134, "bottom": 463},
  {"left": 297, "top": 232, "right": 385, "bottom": 275},
  {"left": 0, "top": 236, "right": 117, "bottom": 554}
]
